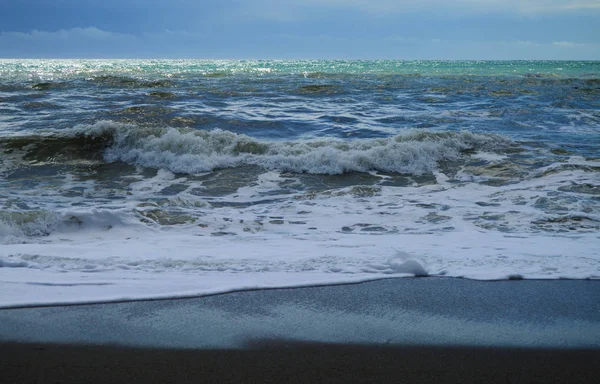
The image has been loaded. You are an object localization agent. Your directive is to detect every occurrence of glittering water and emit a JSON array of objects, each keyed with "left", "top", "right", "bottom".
[{"left": 0, "top": 60, "right": 599, "bottom": 306}]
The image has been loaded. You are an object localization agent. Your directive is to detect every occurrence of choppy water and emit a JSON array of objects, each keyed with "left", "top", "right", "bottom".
[{"left": 1, "top": 60, "right": 599, "bottom": 307}]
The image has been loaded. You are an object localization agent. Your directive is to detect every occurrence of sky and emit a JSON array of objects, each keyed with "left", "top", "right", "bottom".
[{"left": 0, "top": 0, "right": 599, "bottom": 59}]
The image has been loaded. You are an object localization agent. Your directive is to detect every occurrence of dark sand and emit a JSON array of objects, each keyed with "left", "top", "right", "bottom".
[
  {"left": 3, "top": 342, "right": 600, "bottom": 383},
  {"left": 1, "top": 278, "right": 599, "bottom": 383}
]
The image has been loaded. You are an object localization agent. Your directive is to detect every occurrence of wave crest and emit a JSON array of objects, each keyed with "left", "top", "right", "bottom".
[
  {"left": 1, "top": 120, "right": 513, "bottom": 176},
  {"left": 64, "top": 121, "right": 511, "bottom": 175}
]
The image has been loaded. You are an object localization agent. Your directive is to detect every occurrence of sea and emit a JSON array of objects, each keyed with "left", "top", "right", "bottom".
[{"left": 0, "top": 60, "right": 599, "bottom": 307}]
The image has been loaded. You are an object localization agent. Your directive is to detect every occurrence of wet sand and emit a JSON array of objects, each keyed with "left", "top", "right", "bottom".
[{"left": 1, "top": 278, "right": 599, "bottom": 383}]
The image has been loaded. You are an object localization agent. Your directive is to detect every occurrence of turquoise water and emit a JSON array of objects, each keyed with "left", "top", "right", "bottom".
[
  {"left": 1, "top": 60, "right": 599, "bottom": 146},
  {"left": 0, "top": 60, "right": 599, "bottom": 306},
  {"left": 1, "top": 59, "right": 599, "bottom": 237},
  {"left": 1, "top": 59, "right": 599, "bottom": 77}
]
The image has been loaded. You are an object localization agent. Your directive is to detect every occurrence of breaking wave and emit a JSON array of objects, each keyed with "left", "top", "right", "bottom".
[{"left": 2, "top": 120, "right": 513, "bottom": 175}]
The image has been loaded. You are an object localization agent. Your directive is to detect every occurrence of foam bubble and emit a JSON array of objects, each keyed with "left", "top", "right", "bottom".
[{"left": 387, "top": 255, "right": 429, "bottom": 277}]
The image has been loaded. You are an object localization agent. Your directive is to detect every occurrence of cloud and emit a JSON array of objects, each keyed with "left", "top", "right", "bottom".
[
  {"left": 0, "top": 27, "right": 139, "bottom": 58},
  {"left": 301, "top": 0, "right": 600, "bottom": 12},
  {"left": 243, "top": 33, "right": 600, "bottom": 59},
  {"left": 242, "top": 0, "right": 600, "bottom": 20},
  {"left": 0, "top": 27, "right": 137, "bottom": 44},
  {"left": 559, "top": 1, "right": 600, "bottom": 10},
  {"left": 0, "top": 27, "right": 210, "bottom": 58},
  {"left": 1, "top": 26, "right": 599, "bottom": 60},
  {"left": 1, "top": 27, "right": 129, "bottom": 40},
  {"left": 552, "top": 41, "right": 590, "bottom": 48}
]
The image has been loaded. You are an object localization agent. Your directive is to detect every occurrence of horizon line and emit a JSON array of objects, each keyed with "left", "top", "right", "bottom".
[{"left": 1, "top": 58, "right": 600, "bottom": 61}]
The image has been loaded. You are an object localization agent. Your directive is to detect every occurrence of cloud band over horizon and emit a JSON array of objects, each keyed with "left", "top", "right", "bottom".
[{"left": 0, "top": 1, "right": 598, "bottom": 59}]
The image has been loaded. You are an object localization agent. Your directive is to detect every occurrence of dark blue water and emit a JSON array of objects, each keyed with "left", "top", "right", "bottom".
[{"left": 1, "top": 59, "right": 599, "bottom": 239}]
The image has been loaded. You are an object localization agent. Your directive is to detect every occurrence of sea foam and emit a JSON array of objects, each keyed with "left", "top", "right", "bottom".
[
  {"left": 63, "top": 120, "right": 512, "bottom": 175},
  {"left": 1, "top": 60, "right": 598, "bottom": 308}
]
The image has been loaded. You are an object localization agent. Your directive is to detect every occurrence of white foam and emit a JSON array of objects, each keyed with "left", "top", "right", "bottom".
[
  {"left": 472, "top": 152, "right": 507, "bottom": 162},
  {"left": 1, "top": 122, "right": 598, "bottom": 307},
  {"left": 1, "top": 169, "right": 599, "bottom": 308},
  {"left": 0, "top": 209, "right": 141, "bottom": 244},
  {"left": 62, "top": 121, "right": 511, "bottom": 175}
]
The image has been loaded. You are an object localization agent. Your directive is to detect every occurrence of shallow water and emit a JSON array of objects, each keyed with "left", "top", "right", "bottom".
[{"left": 1, "top": 60, "right": 599, "bottom": 307}]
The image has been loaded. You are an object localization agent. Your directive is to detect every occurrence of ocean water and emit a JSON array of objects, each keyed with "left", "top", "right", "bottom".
[{"left": 0, "top": 60, "right": 599, "bottom": 307}]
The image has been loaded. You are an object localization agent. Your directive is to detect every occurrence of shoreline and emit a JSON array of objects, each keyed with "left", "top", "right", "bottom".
[
  {"left": 2, "top": 275, "right": 598, "bottom": 310},
  {"left": 1, "top": 277, "right": 598, "bottom": 347},
  {"left": 0, "top": 274, "right": 409, "bottom": 310}
]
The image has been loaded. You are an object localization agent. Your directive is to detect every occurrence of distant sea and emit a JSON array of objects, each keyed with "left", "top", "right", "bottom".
[{"left": 1, "top": 60, "right": 599, "bottom": 307}]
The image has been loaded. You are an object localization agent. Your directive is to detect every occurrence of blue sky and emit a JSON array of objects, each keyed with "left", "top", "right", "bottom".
[{"left": 0, "top": 0, "right": 599, "bottom": 59}]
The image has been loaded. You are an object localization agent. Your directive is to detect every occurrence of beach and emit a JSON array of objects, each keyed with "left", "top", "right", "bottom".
[
  {"left": 2, "top": 277, "right": 599, "bottom": 383},
  {"left": 1, "top": 60, "right": 599, "bottom": 382}
]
